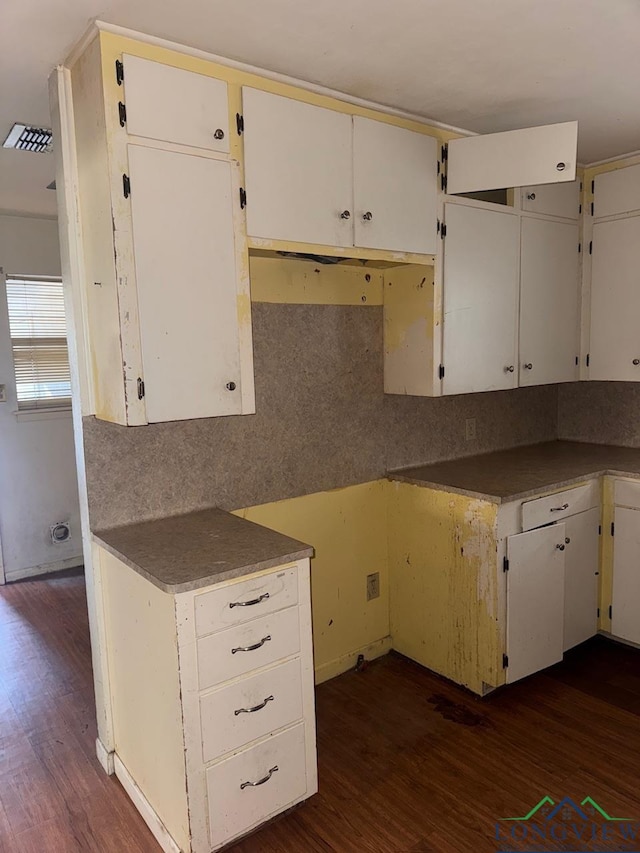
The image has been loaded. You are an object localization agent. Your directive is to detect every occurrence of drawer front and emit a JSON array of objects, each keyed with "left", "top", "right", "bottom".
[
  {"left": 614, "top": 478, "right": 640, "bottom": 509},
  {"left": 197, "top": 606, "right": 300, "bottom": 689},
  {"left": 521, "top": 482, "right": 598, "bottom": 531},
  {"left": 207, "top": 722, "right": 307, "bottom": 849},
  {"left": 195, "top": 566, "right": 298, "bottom": 637},
  {"left": 200, "top": 658, "right": 303, "bottom": 763}
]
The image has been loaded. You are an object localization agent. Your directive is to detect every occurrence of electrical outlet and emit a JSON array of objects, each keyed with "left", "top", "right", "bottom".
[
  {"left": 366, "top": 572, "right": 380, "bottom": 601},
  {"left": 0, "top": 384, "right": 6, "bottom": 403},
  {"left": 465, "top": 418, "right": 477, "bottom": 441}
]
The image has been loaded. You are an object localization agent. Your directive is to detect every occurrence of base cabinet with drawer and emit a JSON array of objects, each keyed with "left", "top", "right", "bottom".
[
  {"left": 99, "top": 548, "right": 317, "bottom": 853},
  {"left": 388, "top": 478, "right": 601, "bottom": 695}
]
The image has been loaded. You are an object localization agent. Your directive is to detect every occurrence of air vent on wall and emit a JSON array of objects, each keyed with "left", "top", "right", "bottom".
[{"left": 3, "top": 123, "right": 53, "bottom": 153}]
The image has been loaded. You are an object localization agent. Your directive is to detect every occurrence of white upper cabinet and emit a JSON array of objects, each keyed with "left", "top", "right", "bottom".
[
  {"left": 447, "top": 121, "right": 578, "bottom": 195},
  {"left": 127, "top": 145, "right": 246, "bottom": 422},
  {"left": 352, "top": 117, "right": 438, "bottom": 254},
  {"left": 242, "top": 88, "right": 353, "bottom": 247},
  {"left": 521, "top": 179, "right": 581, "bottom": 220},
  {"left": 589, "top": 217, "right": 640, "bottom": 381},
  {"left": 593, "top": 163, "right": 640, "bottom": 218},
  {"left": 506, "top": 523, "right": 566, "bottom": 684},
  {"left": 519, "top": 217, "right": 580, "bottom": 386},
  {"left": 122, "top": 55, "right": 230, "bottom": 152},
  {"left": 242, "top": 89, "right": 438, "bottom": 253},
  {"left": 442, "top": 203, "right": 519, "bottom": 395}
]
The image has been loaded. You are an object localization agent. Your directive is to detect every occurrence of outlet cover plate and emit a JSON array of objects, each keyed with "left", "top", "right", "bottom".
[
  {"left": 465, "top": 418, "right": 477, "bottom": 441},
  {"left": 367, "top": 572, "right": 380, "bottom": 601}
]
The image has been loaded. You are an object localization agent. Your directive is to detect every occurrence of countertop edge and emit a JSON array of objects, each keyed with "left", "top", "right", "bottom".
[
  {"left": 387, "top": 466, "right": 640, "bottom": 504},
  {"left": 93, "top": 534, "right": 314, "bottom": 594}
]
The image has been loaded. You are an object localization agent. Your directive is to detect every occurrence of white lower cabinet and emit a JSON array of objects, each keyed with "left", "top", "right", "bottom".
[
  {"left": 101, "top": 549, "right": 317, "bottom": 853},
  {"left": 506, "top": 524, "right": 566, "bottom": 684},
  {"left": 612, "top": 505, "right": 640, "bottom": 645},
  {"left": 560, "top": 507, "right": 600, "bottom": 651}
]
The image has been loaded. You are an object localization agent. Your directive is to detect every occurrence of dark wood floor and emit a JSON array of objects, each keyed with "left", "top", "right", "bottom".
[{"left": 1, "top": 572, "right": 639, "bottom": 852}]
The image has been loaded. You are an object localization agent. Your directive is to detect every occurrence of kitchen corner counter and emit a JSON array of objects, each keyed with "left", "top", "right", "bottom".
[
  {"left": 388, "top": 441, "right": 640, "bottom": 503},
  {"left": 93, "top": 507, "right": 314, "bottom": 594}
]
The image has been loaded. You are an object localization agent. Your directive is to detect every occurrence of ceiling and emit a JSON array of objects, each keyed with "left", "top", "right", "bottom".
[{"left": 1, "top": 0, "right": 639, "bottom": 217}]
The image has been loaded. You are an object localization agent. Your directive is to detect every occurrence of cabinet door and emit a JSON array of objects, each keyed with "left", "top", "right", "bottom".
[
  {"left": 519, "top": 217, "right": 580, "bottom": 386},
  {"left": 506, "top": 524, "right": 565, "bottom": 684},
  {"left": 521, "top": 180, "right": 580, "bottom": 220},
  {"left": 127, "top": 145, "right": 244, "bottom": 422},
  {"left": 612, "top": 506, "right": 640, "bottom": 645},
  {"left": 122, "top": 55, "right": 229, "bottom": 152},
  {"left": 242, "top": 88, "right": 353, "bottom": 247},
  {"left": 447, "top": 121, "right": 578, "bottom": 195},
  {"left": 352, "top": 117, "right": 438, "bottom": 254},
  {"left": 442, "top": 204, "right": 519, "bottom": 395},
  {"left": 589, "top": 217, "right": 640, "bottom": 381},
  {"left": 593, "top": 164, "right": 640, "bottom": 219},
  {"left": 561, "top": 508, "right": 599, "bottom": 652}
]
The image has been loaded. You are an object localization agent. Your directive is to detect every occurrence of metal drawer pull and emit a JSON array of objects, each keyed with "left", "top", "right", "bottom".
[
  {"left": 556, "top": 543, "right": 565, "bottom": 551},
  {"left": 550, "top": 503, "right": 569, "bottom": 512},
  {"left": 229, "top": 592, "right": 270, "bottom": 609},
  {"left": 232, "top": 635, "right": 271, "bottom": 654},
  {"left": 240, "top": 765, "right": 279, "bottom": 790},
  {"left": 234, "top": 695, "right": 274, "bottom": 716}
]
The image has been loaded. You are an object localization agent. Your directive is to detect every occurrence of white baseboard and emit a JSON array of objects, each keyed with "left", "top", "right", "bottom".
[
  {"left": 4, "top": 555, "right": 83, "bottom": 583},
  {"left": 314, "top": 635, "right": 392, "bottom": 684},
  {"left": 95, "top": 737, "right": 115, "bottom": 775},
  {"left": 114, "top": 754, "right": 180, "bottom": 853}
]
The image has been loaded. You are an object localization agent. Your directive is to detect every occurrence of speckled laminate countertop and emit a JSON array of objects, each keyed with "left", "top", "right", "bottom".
[
  {"left": 388, "top": 441, "right": 640, "bottom": 503},
  {"left": 93, "top": 508, "right": 313, "bottom": 594}
]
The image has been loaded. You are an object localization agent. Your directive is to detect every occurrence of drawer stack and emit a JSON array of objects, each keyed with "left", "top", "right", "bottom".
[{"left": 182, "top": 562, "right": 317, "bottom": 851}]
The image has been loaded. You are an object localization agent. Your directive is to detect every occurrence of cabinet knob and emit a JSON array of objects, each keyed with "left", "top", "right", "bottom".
[
  {"left": 556, "top": 543, "right": 565, "bottom": 551},
  {"left": 340, "top": 210, "right": 351, "bottom": 220},
  {"left": 504, "top": 365, "right": 515, "bottom": 373},
  {"left": 226, "top": 381, "right": 237, "bottom": 391},
  {"left": 213, "top": 128, "right": 225, "bottom": 140},
  {"left": 565, "top": 537, "right": 571, "bottom": 545},
  {"left": 556, "top": 162, "right": 566, "bottom": 172},
  {"left": 633, "top": 359, "right": 640, "bottom": 366},
  {"left": 523, "top": 362, "right": 533, "bottom": 370},
  {"left": 362, "top": 211, "right": 373, "bottom": 221},
  {"left": 526, "top": 192, "right": 536, "bottom": 201}
]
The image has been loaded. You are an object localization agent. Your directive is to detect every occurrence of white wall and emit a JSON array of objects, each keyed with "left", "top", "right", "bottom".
[{"left": 0, "top": 214, "right": 82, "bottom": 581}]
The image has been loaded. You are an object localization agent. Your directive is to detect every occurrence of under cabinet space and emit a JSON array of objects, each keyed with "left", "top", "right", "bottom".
[{"left": 121, "top": 54, "right": 230, "bottom": 151}]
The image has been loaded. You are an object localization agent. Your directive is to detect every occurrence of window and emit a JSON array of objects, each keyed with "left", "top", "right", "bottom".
[{"left": 5, "top": 276, "right": 72, "bottom": 410}]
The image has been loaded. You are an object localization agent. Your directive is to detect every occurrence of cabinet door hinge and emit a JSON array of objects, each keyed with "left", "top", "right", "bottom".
[
  {"left": 578, "top": 242, "right": 581, "bottom": 253},
  {"left": 503, "top": 556, "right": 509, "bottom": 573},
  {"left": 441, "top": 174, "right": 448, "bottom": 193},
  {"left": 440, "top": 223, "right": 447, "bottom": 239},
  {"left": 137, "top": 377, "right": 145, "bottom": 400},
  {"left": 597, "top": 606, "right": 600, "bottom": 618},
  {"left": 239, "top": 187, "right": 247, "bottom": 209},
  {"left": 575, "top": 356, "right": 579, "bottom": 366},
  {"left": 437, "top": 219, "right": 441, "bottom": 234},
  {"left": 586, "top": 353, "right": 590, "bottom": 367},
  {"left": 502, "top": 654, "right": 509, "bottom": 669},
  {"left": 236, "top": 113, "right": 244, "bottom": 135},
  {"left": 589, "top": 241, "right": 593, "bottom": 254},
  {"left": 438, "top": 364, "right": 445, "bottom": 380},
  {"left": 122, "top": 174, "right": 131, "bottom": 198},
  {"left": 579, "top": 203, "right": 582, "bottom": 215},
  {"left": 118, "top": 101, "right": 127, "bottom": 127},
  {"left": 611, "top": 521, "right": 615, "bottom": 536},
  {"left": 598, "top": 524, "right": 602, "bottom": 535},
  {"left": 590, "top": 201, "right": 594, "bottom": 216},
  {"left": 115, "top": 59, "right": 124, "bottom": 86},
  {"left": 591, "top": 179, "right": 595, "bottom": 194},
  {"left": 441, "top": 144, "right": 448, "bottom": 162},
  {"left": 609, "top": 604, "right": 613, "bottom": 620}
]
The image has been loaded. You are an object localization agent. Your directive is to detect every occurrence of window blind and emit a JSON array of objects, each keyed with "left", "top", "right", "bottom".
[{"left": 5, "top": 276, "right": 72, "bottom": 410}]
